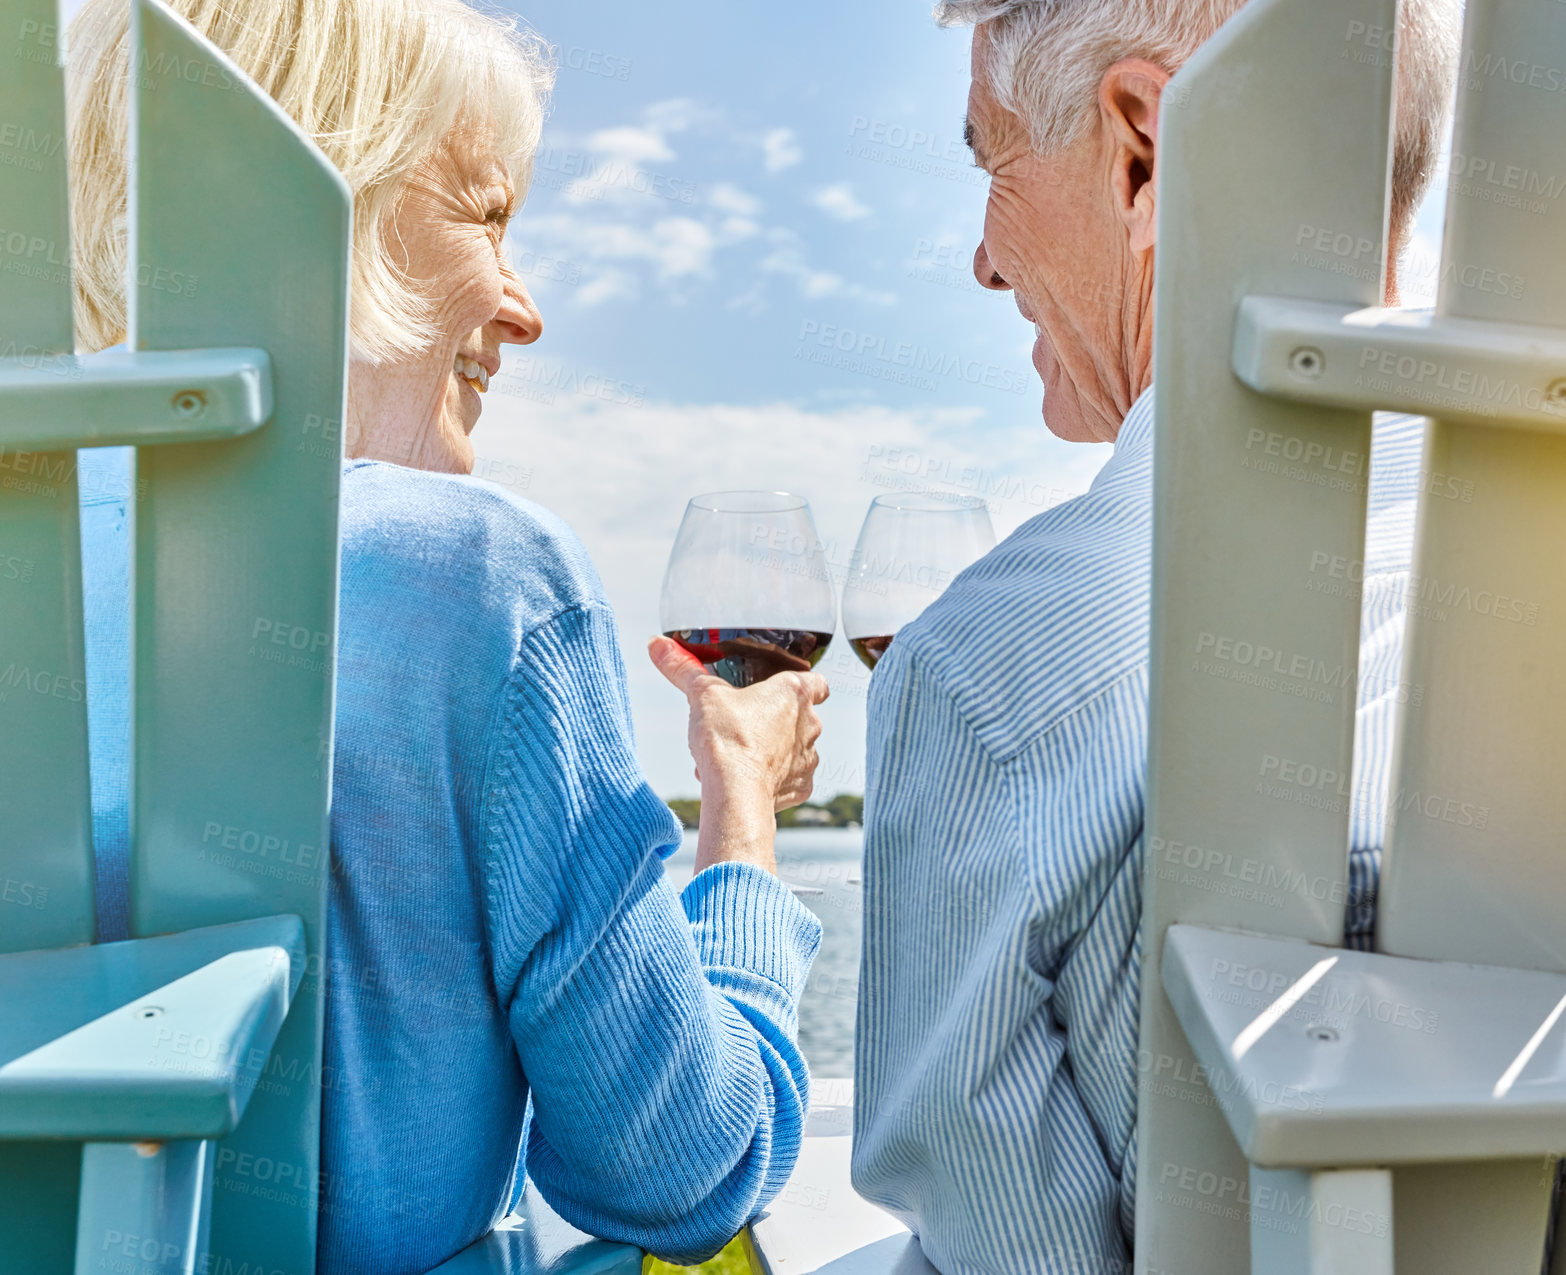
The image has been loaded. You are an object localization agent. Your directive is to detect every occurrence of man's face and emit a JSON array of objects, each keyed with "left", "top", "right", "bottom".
[{"left": 965, "top": 28, "right": 1152, "bottom": 444}]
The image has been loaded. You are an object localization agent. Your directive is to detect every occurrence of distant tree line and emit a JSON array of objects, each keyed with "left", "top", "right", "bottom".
[{"left": 666, "top": 793, "right": 863, "bottom": 830}]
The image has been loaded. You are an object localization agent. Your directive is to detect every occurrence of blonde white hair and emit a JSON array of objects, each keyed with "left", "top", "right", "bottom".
[
  {"left": 936, "top": 0, "right": 1460, "bottom": 241},
  {"left": 67, "top": 0, "right": 554, "bottom": 360}
]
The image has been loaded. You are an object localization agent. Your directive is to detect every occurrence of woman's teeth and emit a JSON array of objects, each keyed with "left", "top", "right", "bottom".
[{"left": 454, "top": 355, "right": 489, "bottom": 393}]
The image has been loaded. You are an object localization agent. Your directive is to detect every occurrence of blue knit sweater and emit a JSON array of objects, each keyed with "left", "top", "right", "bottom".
[{"left": 79, "top": 448, "right": 821, "bottom": 1274}]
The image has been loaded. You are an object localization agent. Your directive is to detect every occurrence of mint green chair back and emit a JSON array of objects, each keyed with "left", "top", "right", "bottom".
[
  {"left": 128, "top": 5, "right": 349, "bottom": 1271},
  {"left": 0, "top": 1, "right": 350, "bottom": 1270}
]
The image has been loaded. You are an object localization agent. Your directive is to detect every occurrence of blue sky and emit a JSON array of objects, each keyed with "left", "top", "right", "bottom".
[
  {"left": 474, "top": 0, "right": 1115, "bottom": 798},
  {"left": 472, "top": 0, "right": 1450, "bottom": 798}
]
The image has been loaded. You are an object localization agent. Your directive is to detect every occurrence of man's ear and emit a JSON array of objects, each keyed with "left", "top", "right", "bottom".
[{"left": 1100, "top": 58, "right": 1170, "bottom": 256}]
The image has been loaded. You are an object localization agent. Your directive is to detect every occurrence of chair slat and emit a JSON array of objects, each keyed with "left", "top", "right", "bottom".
[
  {"left": 1376, "top": 0, "right": 1566, "bottom": 975},
  {"left": 0, "top": 3, "right": 101, "bottom": 1265},
  {"left": 127, "top": 3, "right": 349, "bottom": 1273},
  {"left": 1135, "top": 0, "right": 1395, "bottom": 1269},
  {"left": 1371, "top": 3, "right": 1566, "bottom": 1268},
  {"left": 0, "top": 0, "right": 94, "bottom": 955},
  {"left": 1, "top": 0, "right": 73, "bottom": 350}
]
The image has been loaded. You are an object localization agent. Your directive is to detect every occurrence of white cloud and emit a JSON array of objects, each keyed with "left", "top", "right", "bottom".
[
  {"left": 575, "top": 268, "right": 640, "bottom": 309},
  {"left": 518, "top": 110, "right": 887, "bottom": 315},
  {"left": 762, "top": 253, "right": 845, "bottom": 299},
  {"left": 717, "top": 217, "right": 761, "bottom": 244},
  {"left": 583, "top": 125, "right": 674, "bottom": 165},
  {"left": 468, "top": 391, "right": 1108, "bottom": 796},
  {"left": 644, "top": 218, "right": 718, "bottom": 278},
  {"left": 642, "top": 98, "right": 707, "bottom": 134},
  {"left": 813, "top": 183, "right": 872, "bottom": 222},
  {"left": 553, "top": 99, "right": 713, "bottom": 206},
  {"left": 709, "top": 182, "right": 763, "bottom": 217},
  {"left": 758, "top": 230, "right": 896, "bottom": 306},
  {"left": 528, "top": 214, "right": 718, "bottom": 284},
  {"left": 579, "top": 99, "right": 705, "bottom": 166},
  {"left": 762, "top": 127, "right": 803, "bottom": 173}
]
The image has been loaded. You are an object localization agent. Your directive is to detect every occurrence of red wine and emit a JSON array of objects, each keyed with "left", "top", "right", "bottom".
[
  {"left": 665, "top": 628, "right": 832, "bottom": 687},
  {"left": 850, "top": 635, "right": 893, "bottom": 670}
]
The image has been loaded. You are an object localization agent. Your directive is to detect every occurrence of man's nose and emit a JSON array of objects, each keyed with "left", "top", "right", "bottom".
[
  {"left": 973, "top": 241, "right": 1010, "bottom": 292},
  {"left": 491, "top": 258, "right": 543, "bottom": 346}
]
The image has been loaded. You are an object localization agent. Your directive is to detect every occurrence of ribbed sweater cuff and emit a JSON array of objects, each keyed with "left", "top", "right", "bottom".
[{"left": 681, "top": 861, "right": 822, "bottom": 1001}]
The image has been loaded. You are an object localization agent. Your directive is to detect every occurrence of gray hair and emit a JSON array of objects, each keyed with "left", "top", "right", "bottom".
[{"left": 936, "top": 0, "right": 1460, "bottom": 241}]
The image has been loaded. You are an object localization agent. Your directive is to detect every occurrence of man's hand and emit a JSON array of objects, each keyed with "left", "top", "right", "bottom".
[{"left": 649, "top": 635, "right": 829, "bottom": 873}]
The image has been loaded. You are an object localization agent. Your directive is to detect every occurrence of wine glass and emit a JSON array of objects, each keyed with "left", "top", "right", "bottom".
[
  {"left": 660, "top": 490, "right": 837, "bottom": 687},
  {"left": 842, "top": 493, "right": 996, "bottom": 669}
]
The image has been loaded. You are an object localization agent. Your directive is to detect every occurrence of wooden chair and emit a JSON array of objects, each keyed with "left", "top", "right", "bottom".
[
  {"left": 0, "top": 2, "right": 636, "bottom": 1271},
  {"left": 754, "top": 0, "right": 1566, "bottom": 1272}
]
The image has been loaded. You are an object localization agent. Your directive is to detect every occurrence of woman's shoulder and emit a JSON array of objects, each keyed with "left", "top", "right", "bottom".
[{"left": 340, "top": 459, "right": 607, "bottom": 630}]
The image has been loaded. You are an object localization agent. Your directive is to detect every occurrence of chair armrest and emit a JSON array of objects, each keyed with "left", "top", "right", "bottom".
[
  {"left": 425, "top": 1184, "right": 642, "bottom": 1274},
  {"left": 0, "top": 914, "right": 305, "bottom": 1139},
  {"left": 747, "top": 1078, "right": 935, "bottom": 1275},
  {"left": 1162, "top": 923, "right": 1566, "bottom": 1168}
]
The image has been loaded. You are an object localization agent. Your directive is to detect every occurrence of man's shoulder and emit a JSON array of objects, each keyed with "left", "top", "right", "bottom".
[
  {"left": 888, "top": 475, "right": 1154, "bottom": 762},
  {"left": 340, "top": 460, "right": 606, "bottom": 628}
]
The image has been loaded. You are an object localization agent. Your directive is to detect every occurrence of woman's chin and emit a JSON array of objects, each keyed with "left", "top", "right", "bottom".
[
  {"left": 440, "top": 418, "right": 477, "bottom": 473},
  {"left": 422, "top": 398, "right": 477, "bottom": 473}
]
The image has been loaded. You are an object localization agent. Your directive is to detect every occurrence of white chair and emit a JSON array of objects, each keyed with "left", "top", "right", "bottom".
[
  {"left": 1139, "top": 0, "right": 1566, "bottom": 1268},
  {"left": 755, "top": 0, "right": 1566, "bottom": 1271}
]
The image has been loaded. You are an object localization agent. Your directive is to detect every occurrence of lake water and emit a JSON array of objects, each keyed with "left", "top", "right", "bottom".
[{"left": 664, "top": 828, "right": 862, "bottom": 1079}]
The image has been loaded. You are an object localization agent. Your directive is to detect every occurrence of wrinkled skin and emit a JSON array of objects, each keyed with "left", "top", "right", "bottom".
[{"left": 346, "top": 116, "right": 542, "bottom": 472}]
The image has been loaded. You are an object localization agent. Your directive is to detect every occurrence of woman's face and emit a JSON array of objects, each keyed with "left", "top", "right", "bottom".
[{"left": 347, "top": 116, "right": 543, "bottom": 473}]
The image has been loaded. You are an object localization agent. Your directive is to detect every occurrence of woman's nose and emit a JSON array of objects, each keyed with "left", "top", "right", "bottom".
[
  {"left": 491, "top": 259, "right": 543, "bottom": 346},
  {"left": 973, "top": 240, "right": 1010, "bottom": 292}
]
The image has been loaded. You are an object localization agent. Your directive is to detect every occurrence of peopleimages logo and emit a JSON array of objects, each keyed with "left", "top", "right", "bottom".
[
  {"left": 1212, "top": 956, "right": 1442, "bottom": 1035},
  {"left": 1151, "top": 835, "right": 1356, "bottom": 909},
  {"left": 796, "top": 321, "right": 1030, "bottom": 395},
  {"left": 1256, "top": 753, "right": 1488, "bottom": 831},
  {"left": 1463, "top": 49, "right": 1566, "bottom": 95},
  {"left": 1449, "top": 152, "right": 1566, "bottom": 200},
  {"left": 1307, "top": 550, "right": 1541, "bottom": 626},
  {"left": 0, "top": 121, "right": 63, "bottom": 174},
  {"left": 1192, "top": 631, "right": 1355, "bottom": 704},
  {"left": 1156, "top": 1161, "right": 1390, "bottom": 1237}
]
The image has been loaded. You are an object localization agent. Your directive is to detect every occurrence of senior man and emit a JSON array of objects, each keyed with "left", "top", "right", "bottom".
[{"left": 852, "top": 1, "right": 1460, "bottom": 1272}]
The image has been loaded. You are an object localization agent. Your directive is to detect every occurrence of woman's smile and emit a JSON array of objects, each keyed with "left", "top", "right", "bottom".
[
  {"left": 453, "top": 351, "right": 493, "bottom": 394},
  {"left": 452, "top": 347, "right": 499, "bottom": 432}
]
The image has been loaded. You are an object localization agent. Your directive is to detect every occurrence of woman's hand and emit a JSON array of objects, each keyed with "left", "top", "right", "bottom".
[{"left": 649, "top": 635, "right": 829, "bottom": 874}]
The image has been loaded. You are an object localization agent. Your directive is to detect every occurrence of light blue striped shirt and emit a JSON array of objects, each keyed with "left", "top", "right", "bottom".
[{"left": 852, "top": 387, "right": 1423, "bottom": 1274}]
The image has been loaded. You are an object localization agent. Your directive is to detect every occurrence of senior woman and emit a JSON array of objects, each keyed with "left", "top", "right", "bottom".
[{"left": 65, "top": 0, "right": 824, "bottom": 1271}]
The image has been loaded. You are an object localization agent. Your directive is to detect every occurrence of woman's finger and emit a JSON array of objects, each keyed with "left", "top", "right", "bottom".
[{"left": 647, "top": 635, "right": 711, "bottom": 698}]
